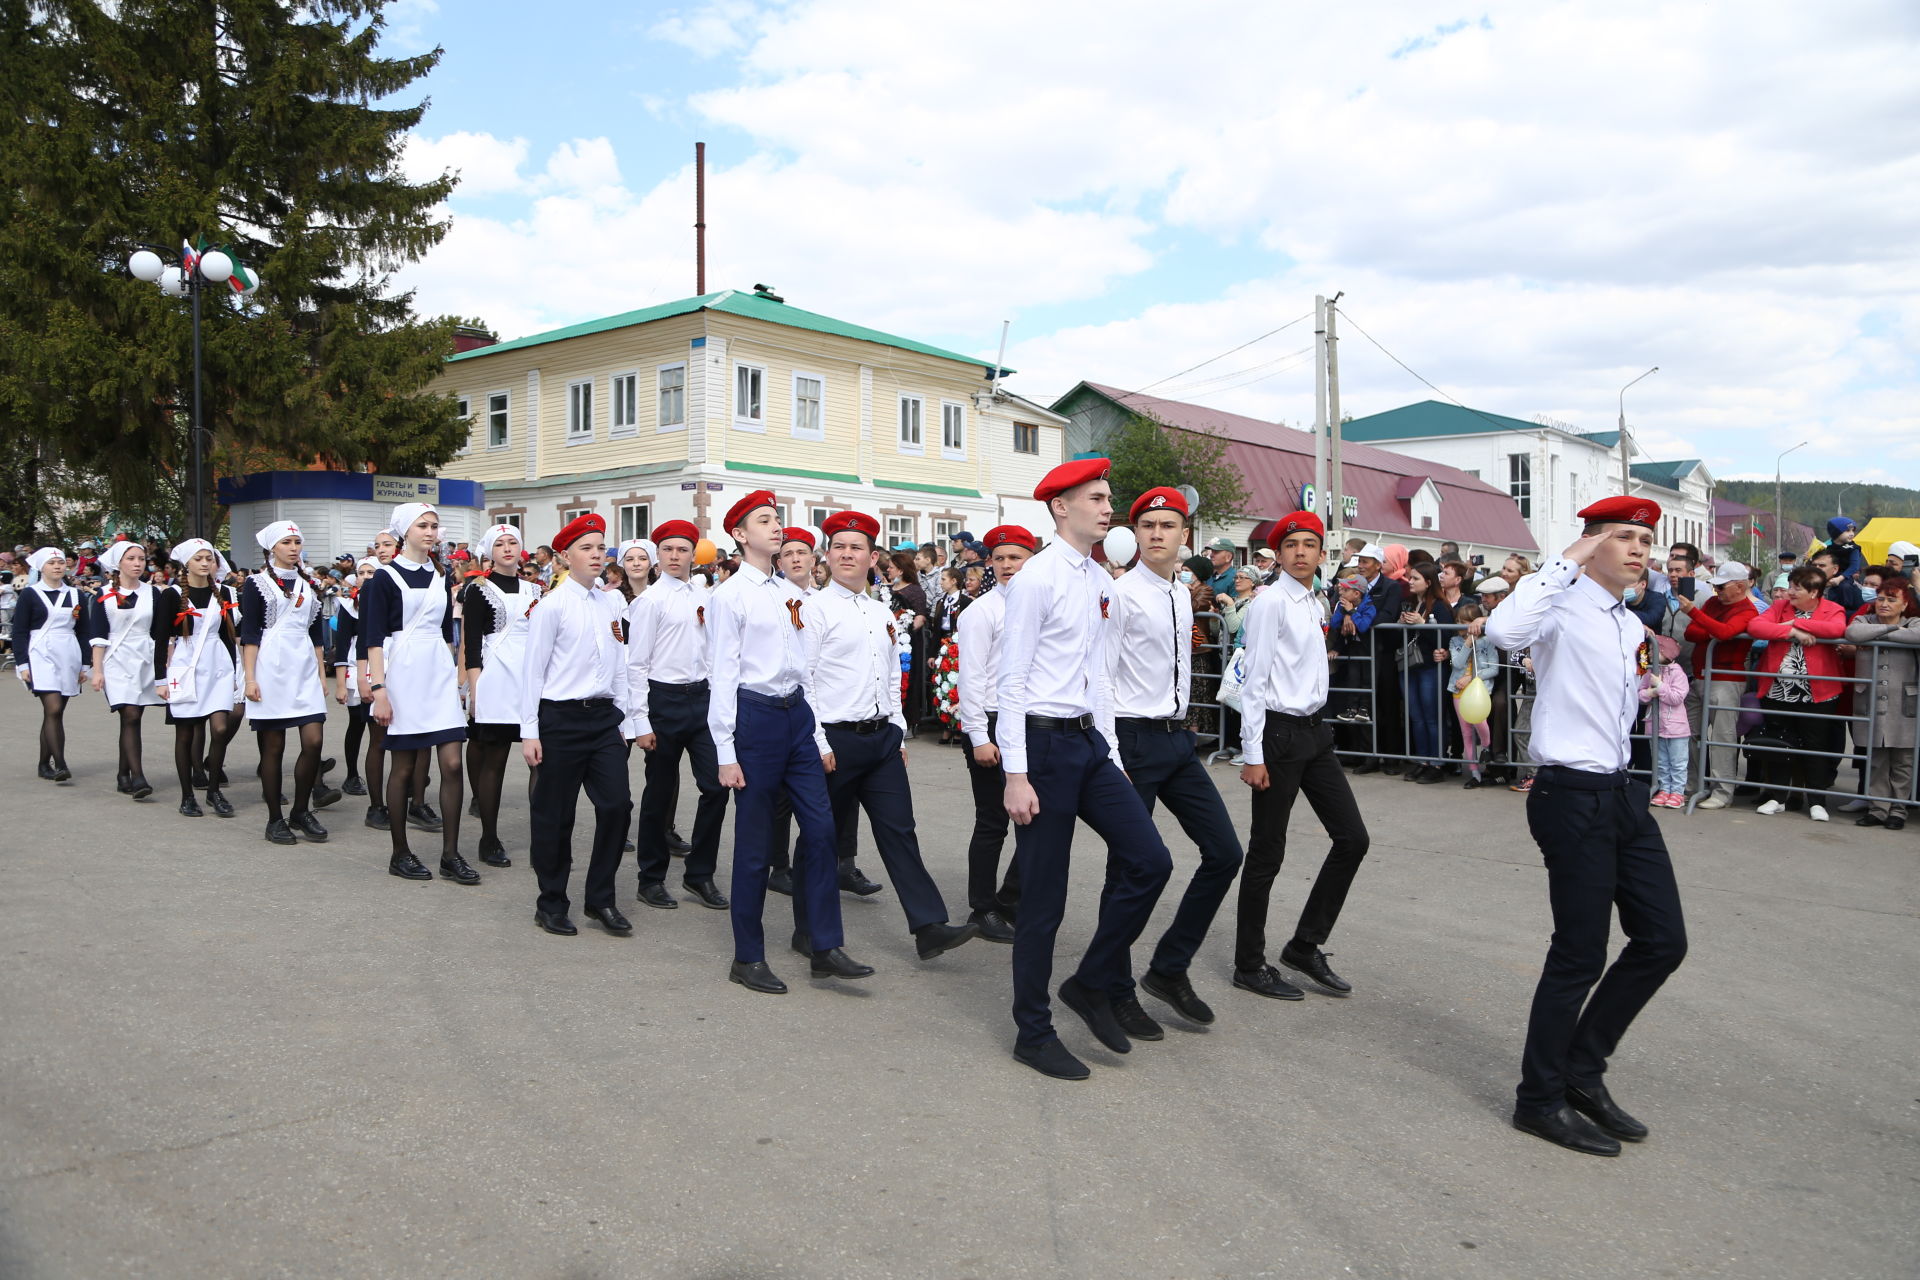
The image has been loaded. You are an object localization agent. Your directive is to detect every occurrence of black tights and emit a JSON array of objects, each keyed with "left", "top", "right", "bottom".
[
  {"left": 467, "top": 738, "right": 512, "bottom": 847},
  {"left": 364, "top": 719, "right": 429, "bottom": 810},
  {"left": 190, "top": 709, "right": 243, "bottom": 786},
  {"left": 387, "top": 741, "right": 462, "bottom": 860},
  {"left": 343, "top": 702, "right": 368, "bottom": 779},
  {"left": 176, "top": 710, "right": 233, "bottom": 802},
  {"left": 36, "top": 692, "right": 68, "bottom": 770},
  {"left": 257, "top": 721, "right": 324, "bottom": 821},
  {"left": 116, "top": 705, "right": 147, "bottom": 781}
]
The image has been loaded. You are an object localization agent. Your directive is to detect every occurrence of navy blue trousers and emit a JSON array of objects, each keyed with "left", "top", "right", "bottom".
[
  {"left": 1011, "top": 724, "right": 1173, "bottom": 1047},
  {"left": 815, "top": 722, "right": 948, "bottom": 934},
  {"left": 528, "top": 699, "right": 630, "bottom": 917},
  {"left": 963, "top": 712, "right": 1021, "bottom": 917},
  {"left": 635, "top": 681, "right": 725, "bottom": 885},
  {"left": 1114, "top": 719, "right": 1244, "bottom": 992},
  {"left": 728, "top": 690, "right": 842, "bottom": 963}
]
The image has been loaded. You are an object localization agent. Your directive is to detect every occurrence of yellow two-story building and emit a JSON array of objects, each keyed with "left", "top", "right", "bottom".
[{"left": 435, "top": 287, "right": 1068, "bottom": 549}]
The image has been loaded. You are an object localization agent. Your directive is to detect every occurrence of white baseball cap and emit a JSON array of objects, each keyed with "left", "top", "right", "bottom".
[{"left": 1708, "top": 561, "right": 1748, "bottom": 586}]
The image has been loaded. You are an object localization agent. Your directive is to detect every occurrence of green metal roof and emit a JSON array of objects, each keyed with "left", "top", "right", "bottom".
[
  {"left": 447, "top": 289, "right": 1007, "bottom": 374},
  {"left": 1340, "top": 400, "right": 1552, "bottom": 442},
  {"left": 1581, "top": 430, "right": 1622, "bottom": 447},
  {"left": 1630, "top": 459, "right": 1702, "bottom": 489}
]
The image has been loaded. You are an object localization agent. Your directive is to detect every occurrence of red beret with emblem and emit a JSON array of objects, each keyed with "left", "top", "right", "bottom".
[
  {"left": 1578, "top": 496, "right": 1661, "bottom": 530},
  {"left": 1129, "top": 486, "right": 1189, "bottom": 522},
  {"left": 1274, "top": 509, "right": 1325, "bottom": 543},
  {"left": 820, "top": 511, "right": 881, "bottom": 545},
  {"left": 552, "top": 511, "right": 606, "bottom": 551},
  {"left": 780, "top": 526, "right": 817, "bottom": 549},
  {"left": 652, "top": 519, "right": 699, "bottom": 546},
  {"left": 981, "top": 524, "right": 1037, "bottom": 552},
  {"left": 1033, "top": 457, "right": 1111, "bottom": 502},
  {"left": 723, "top": 489, "right": 778, "bottom": 533}
]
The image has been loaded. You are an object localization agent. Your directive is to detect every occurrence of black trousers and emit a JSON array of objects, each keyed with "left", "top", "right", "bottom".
[
  {"left": 1236, "top": 715, "right": 1370, "bottom": 973},
  {"left": 962, "top": 712, "right": 1020, "bottom": 917},
  {"left": 1517, "top": 765, "right": 1688, "bottom": 1114},
  {"left": 636, "top": 681, "right": 725, "bottom": 885},
  {"left": 1114, "top": 719, "right": 1244, "bottom": 989},
  {"left": 816, "top": 722, "right": 948, "bottom": 933},
  {"left": 529, "top": 699, "right": 631, "bottom": 916}
]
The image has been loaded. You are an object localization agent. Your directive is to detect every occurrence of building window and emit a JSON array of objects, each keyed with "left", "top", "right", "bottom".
[
  {"left": 898, "top": 395, "right": 923, "bottom": 454},
  {"left": 455, "top": 395, "right": 470, "bottom": 421},
  {"left": 490, "top": 512, "right": 522, "bottom": 530},
  {"left": 610, "top": 371, "right": 639, "bottom": 437},
  {"left": 773, "top": 503, "right": 791, "bottom": 527},
  {"left": 487, "top": 391, "right": 510, "bottom": 449},
  {"left": 1507, "top": 453, "right": 1532, "bottom": 519},
  {"left": 657, "top": 363, "right": 686, "bottom": 432},
  {"left": 734, "top": 363, "right": 765, "bottom": 431},
  {"left": 807, "top": 506, "right": 835, "bottom": 529},
  {"left": 560, "top": 506, "right": 592, "bottom": 524},
  {"left": 567, "top": 378, "right": 594, "bottom": 441},
  {"left": 940, "top": 401, "right": 966, "bottom": 459},
  {"left": 1462, "top": 468, "right": 1479, "bottom": 480},
  {"left": 1012, "top": 421, "right": 1040, "bottom": 455},
  {"left": 931, "top": 518, "right": 962, "bottom": 544},
  {"left": 617, "top": 503, "right": 650, "bottom": 542},
  {"left": 791, "top": 371, "right": 825, "bottom": 441},
  {"left": 885, "top": 515, "right": 916, "bottom": 548}
]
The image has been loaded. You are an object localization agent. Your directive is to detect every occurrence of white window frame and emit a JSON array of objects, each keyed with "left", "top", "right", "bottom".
[
  {"left": 617, "top": 502, "right": 651, "bottom": 543},
  {"left": 609, "top": 370, "right": 640, "bottom": 438},
  {"left": 733, "top": 362, "right": 766, "bottom": 432},
  {"left": 1012, "top": 421, "right": 1039, "bottom": 455},
  {"left": 656, "top": 362, "right": 686, "bottom": 433},
  {"left": 790, "top": 370, "right": 826, "bottom": 442},
  {"left": 939, "top": 400, "right": 967, "bottom": 460},
  {"left": 491, "top": 512, "right": 522, "bottom": 531},
  {"left": 455, "top": 395, "right": 470, "bottom": 421},
  {"left": 1507, "top": 452, "right": 1532, "bottom": 519},
  {"left": 560, "top": 506, "right": 592, "bottom": 525},
  {"left": 885, "top": 515, "right": 916, "bottom": 548},
  {"left": 931, "top": 518, "right": 962, "bottom": 544},
  {"left": 486, "top": 390, "right": 511, "bottom": 450},
  {"left": 897, "top": 394, "right": 924, "bottom": 455},
  {"left": 807, "top": 506, "right": 835, "bottom": 529},
  {"left": 566, "top": 377, "right": 595, "bottom": 443},
  {"left": 772, "top": 503, "right": 792, "bottom": 528}
]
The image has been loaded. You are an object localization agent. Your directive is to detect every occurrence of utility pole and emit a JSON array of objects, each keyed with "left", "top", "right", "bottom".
[
  {"left": 1327, "top": 295, "right": 1344, "bottom": 544},
  {"left": 1312, "top": 295, "right": 1328, "bottom": 520},
  {"left": 1618, "top": 366, "right": 1657, "bottom": 495},
  {"left": 1775, "top": 440, "right": 1807, "bottom": 562}
]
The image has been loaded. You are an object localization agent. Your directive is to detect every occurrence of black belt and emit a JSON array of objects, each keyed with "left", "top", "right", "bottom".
[
  {"left": 1269, "top": 711, "right": 1326, "bottom": 726},
  {"left": 739, "top": 687, "right": 804, "bottom": 708},
  {"left": 650, "top": 679, "right": 709, "bottom": 694},
  {"left": 1536, "top": 764, "right": 1629, "bottom": 790},
  {"left": 539, "top": 697, "right": 616, "bottom": 711},
  {"left": 826, "top": 718, "right": 889, "bottom": 735},
  {"left": 1117, "top": 716, "right": 1187, "bottom": 733},
  {"left": 1027, "top": 713, "right": 1094, "bottom": 732}
]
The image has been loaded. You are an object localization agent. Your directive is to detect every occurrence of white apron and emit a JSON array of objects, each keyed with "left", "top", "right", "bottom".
[
  {"left": 335, "top": 598, "right": 362, "bottom": 708},
  {"left": 246, "top": 571, "right": 327, "bottom": 724},
  {"left": 381, "top": 564, "right": 463, "bottom": 738},
  {"left": 471, "top": 576, "right": 540, "bottom": 726},
  {"left": 98, "top": 583, "right": 164, "bottom": 707},
  {"left": 164, "top": 588, "right": 237, "bottom": 719},
  {"left": 24, "top": 584, "right": 85, "bottom": 696}
]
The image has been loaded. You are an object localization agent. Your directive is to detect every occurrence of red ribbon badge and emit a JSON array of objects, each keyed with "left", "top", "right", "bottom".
[
  {"left": 886, "top": 623, "right": 896, "bottom": 645},
  {"left": 611, "top": 619, "right": 627, "bottom": 644},
  {"left": 1099, "top": 594, "right": 1110, "bottom": 620}
]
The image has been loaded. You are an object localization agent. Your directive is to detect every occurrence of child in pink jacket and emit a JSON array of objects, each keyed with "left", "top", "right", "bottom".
[{"left": 1640, "top": 634, "right": 1691, "bottom": 807}]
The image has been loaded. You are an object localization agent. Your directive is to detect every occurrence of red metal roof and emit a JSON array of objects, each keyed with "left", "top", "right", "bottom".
[{"left": 1078, "top": 383, "right": 1537, "bottom": 551}]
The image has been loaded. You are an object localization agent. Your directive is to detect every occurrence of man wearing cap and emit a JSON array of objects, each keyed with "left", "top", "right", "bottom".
[
  {"left": 1234, "top": 511, "right": 1372, "bottom": 1003},
  {"left": 1203, "top": 537, "right": 1238, "bottom": 597},
  {"left": 1250, "top": 546, "right": 1277, "bottom": 584},
  {"left": 1341, "top": 541, "right": 1405, "bottom": 775},
  {"left": 625, "top": 519, "right": 730, "bottom": 912},
  {"left": 999, "top": 458, "right": 1174, "bottom": 1080},
  {"left": 1486, "top": 496, "right": 1689, "bottom": 1157},
  {"left": 956, "top": 525, "right": 1037, "bottom": 943},
  {"left": 792, "top": 510, "right": 977, "bottom": 962},
  {"left": 709, "top": 490, "right": 873, "bottom": 993},
  {"left": 519, "top": 513, "right": 636, "bottom": 937},
  {"left": 1677, "top": 559, "right": 1758, "bottom": 810},
  {"left": 1098, "top": 486, "right": 1245, "bottom": 1030}
]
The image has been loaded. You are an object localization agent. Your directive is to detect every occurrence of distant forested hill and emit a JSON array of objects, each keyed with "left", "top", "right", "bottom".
[{"left": 1717, "top": 480, "right": 1920, "bottom": 531}]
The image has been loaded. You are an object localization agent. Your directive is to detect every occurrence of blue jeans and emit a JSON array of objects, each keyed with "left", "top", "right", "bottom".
[
  {"left": 1655, "top": 735, "right": 1689, "bottom": 794},
  {"left": 1404, "top": 664, "right": 1441, "bottom": 763}
]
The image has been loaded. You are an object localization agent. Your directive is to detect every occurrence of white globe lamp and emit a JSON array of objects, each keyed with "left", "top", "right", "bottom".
[
  {"left": 128, "top": 250, "right": 164, "bottom": 282},
  {"left": 198, "top": 250, "right": 233, "bottom": 284}
]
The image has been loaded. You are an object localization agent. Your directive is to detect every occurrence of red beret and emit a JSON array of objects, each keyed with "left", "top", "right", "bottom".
[
  {"left": 780, "top": 526, "right": 817, "bottom": 549},
  {"left": 1578, "top": 496, "right": 1661, "bottom": 529},
  {"left": 1273, "top": 510, "right": 1325, "bottom": 543},
  {"left": 982, "top": 524, "right": 1037, "bottom": 552},
  {"left": 1033, "top": 457, "right": 1111, "bottom": 503},
  {"left": 552, "top": 512, "right": 606, "bottom": 551},
  {"left": 821, "top": 511, "right": 881, "bottom": 545},
  {"left": 652, "top": 519, "right": 699, "bottom": 546},
  {"left": 1129, "top": 486, "right": 1189, "bottom": 522},
  {"left": 723, "top": 489, "right": 778, "bottom": 533}
]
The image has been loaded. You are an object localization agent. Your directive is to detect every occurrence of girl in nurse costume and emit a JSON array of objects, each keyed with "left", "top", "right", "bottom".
[
  {"left": 158, "top": 539, "right": 241, "bottom": 818},
  {"left": 362, "top": 502, "right": 477, "bottom": 885},
  {"left": 14, "top": 547, "right": 90, "bottom": 782},
  {"left": 87, "top": 541, "right": 167, "bottom": 799},
  {"left": 358, "top": 528, "right": 437, "bottom": 834},
  {"left": 330, "top": 557, "right": 379, "bottom": 798},
  {"left": 240, "top": 520, "right": 333, "bottom": 847},
  {"left": 459, "top": 524, "right": 542, "bottom": 868}
]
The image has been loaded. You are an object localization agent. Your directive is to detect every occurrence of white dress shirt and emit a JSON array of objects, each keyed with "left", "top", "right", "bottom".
[
  {"left": 957, "top": 587, "right": 1007, "bottom": 749},
  {"left": 1238, "top": 572, "right": 1332, "bottom": 766},
  {"left": 518, "top": 576, "right": 632, "bottom": 739},
  {"left": 1485, "top": 558, "right": 1642, "bottom": 773},
  {"left": 801, "top": 579, "right": 908, "bottom": 754},
  {"left": 624, "top": 573, "right": 710, "bottom": 737},
  {"left": 1099, "top": 563, "right": 1191, "bottom": 749},
  {"left": 706, "top": 560, "right": 809, "bottom": 767},
  {"left": 995, "top": 538, "right": 1119, "bottom": 773}
]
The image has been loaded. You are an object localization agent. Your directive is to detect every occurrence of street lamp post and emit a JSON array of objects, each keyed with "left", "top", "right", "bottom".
[
  {"left": 1774, "top": 440, "right": 1808, "bottom": 564},
  {"left": 1617, "top": 366, "right": 1658, "bottom": 494}
]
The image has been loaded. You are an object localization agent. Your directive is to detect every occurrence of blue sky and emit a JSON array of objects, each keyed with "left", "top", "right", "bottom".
[{"left": 385, "top": 0, "right": 1920, "bottom": 485}]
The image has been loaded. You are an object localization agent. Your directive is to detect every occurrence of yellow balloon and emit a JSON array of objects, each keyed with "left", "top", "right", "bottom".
[
  {"left": 693, "top": 538, "right": 718, "bottom": 566},
  {"left": 1457, "top": 676, "right": 1492, "bottom": 725}
]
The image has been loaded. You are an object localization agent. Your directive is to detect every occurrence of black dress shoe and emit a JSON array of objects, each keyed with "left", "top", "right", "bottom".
[
  {"left": 477, "top": 837, "right": 511, "bottom": 868},
  {"left": 407, "top": 802, "right": 443, "bottom": 832},
  {"left": 320, "top": 756, "right": 336, "bottom": 774},
  {"left": 1014, "top": 1038, "right": 1090, "bottom": 1081},
  {"left": 287, "top": 810, "right": 329, "bottom": 843},
  {"left": 178, "top": 796, "right": 204, "bottom": 818},
  {"left": 264, "top": 817, "right": 298, "bottom": 846},
  {"left": 636, "top": 881, "right": 679, "bottom": 910},
  {"left": 364, "top": 804, "right": 390, "bottom": 831},
  {"left": 1566, "top": 1082, "right": 1648, "bottom": 1141},
  {"left": 1280, "top": 944, "right": 1353, "bottom": 996},
  {"left": 623, "top": 839, "right": 635, "bottom": 854},
  {"left": 914, "top": 920, "right": 979, "bottom": 960},
  {"left": 37, "top": 763, "right": 56, "bottom": 781},
  {"left": 535, "top": 908, "right": 578, "bottom": 936},
  {"left": 126, "top": 774, "right": 153, "bottom": 800},
  {"left": 681, "top": 878, "right": 728, "bottom": 909},
  {"left": 311, "top": 784, "right": 343, "bottom": 810},
  {"left": 50, "top": 764, "right": 71, "bottom": 782},
  {"left": 1887, "top": 814, "right": 1907, "bottom": 831},
  {"left": 1463, "top": 776, "right": 1484, "bottom": 790},
  {"left": 389, "top": 852, "right": 433, "bottom": 881},
  {"left": 439, "top": 852, "right": 481, "bottom": 886},
  {"left": 1232, "top": 964, "right": 1305, "bottom": 1001},
  {"left": 1855, "top": 813, "right": 1884, "bottom": 827},
  {"left": 666, "top": 828, "right": 691, "bottom": 855},
  {"left": 1141, "top": 968, "right": 1215, "bottom": 1024},
  {"left": 838, "top": 863, "right": 884, "bottom": 896},
  {"left": 115, "top": 770, "right": 130, "bottom": 794},
  {"left": 1381, "top": 761, "right": 1404, "bottom": 776},
  {"left": 1058, "top": 975, "right": 1131, "bottom": 1054},
  {"left": 585, "top": 904, "right": 633, "bottom": 934},
  {"left": 1512, "top": 1103, "right": 1621, "bottom": 1156},
  {"left": 1352, "top": 759, "right": 1381, "bottom": 775},
  {"left": 191, "top": 766, "right": 209, "bottom": 789},
  {"left": 1112, "top": 995, "right": 1164, "bottom": 1041},
  {"left": 1414, "top": 765, "right": 1443, "bottom": 784},
  {"left": 729, "top": 960, "right": 787, "bottom": 994},
  {"left": 968, "top": 909, "right": 1016, "bottom": 943},
  {"left": 766, "top": 867, "right": 795, "bottom": 896},
  {"left": 810, "top": 947, "right": 875, "bottom": 980},
  {"left": 342, "top": 775, "right": 367, "bottom": 796},
  {"left": 205, "top": 788, "right": 235, "bottom": 818}
]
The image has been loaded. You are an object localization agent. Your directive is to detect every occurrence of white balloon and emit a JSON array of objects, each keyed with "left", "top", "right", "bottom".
[
  {"left": 128, "top": 250, "right": 163, "bottom": 282},
  {"left": 198, "top": 249, "right": 233, "bottom": 284},
  {"left": 1102, "top": 526, "right": 1138, "bottom": 566}
]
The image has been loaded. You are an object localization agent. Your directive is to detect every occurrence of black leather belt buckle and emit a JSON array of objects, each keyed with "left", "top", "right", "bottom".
[
  {"left": 829, "top": 718, "right": 887, "bottom": 734},
  {"left": 1028, "top": 713, "right": 1094, "bottom": 732}
]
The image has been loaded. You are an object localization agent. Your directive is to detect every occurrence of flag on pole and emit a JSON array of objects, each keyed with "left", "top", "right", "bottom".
[
  {"left": 226, "top": 261, "right": 256, "bottom": 294},
  {"left": 181, "top": 239, "right": 199, "bottom": 274}
]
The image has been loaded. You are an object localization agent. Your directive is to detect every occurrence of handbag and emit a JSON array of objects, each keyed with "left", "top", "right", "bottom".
[{"left": 1216, "top": 646, "right": 1249, "bottom": 711}]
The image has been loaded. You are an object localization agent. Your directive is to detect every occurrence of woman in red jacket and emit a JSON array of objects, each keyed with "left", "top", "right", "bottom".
[{"left": 1747, "top": 565, "right": 1849, "bottom": 820}]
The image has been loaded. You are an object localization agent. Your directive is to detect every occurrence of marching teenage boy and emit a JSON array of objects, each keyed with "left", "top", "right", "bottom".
[
  {"left": 708, "top": 491, "right": 873, "bottom": 994},
  {"left": 519, "top": 513, "right": 636, "bottom": 937},
  {"left": 999, "top": 459, "right": 1173, "bottom": 1081},
  {"left": 1099, "top": 487, "right": 1246, "bottom": 1030},
  {"left": 1485, "top": 496, "right": 1689, "bottom": 1157},
  {"left": 955, "top": 525, "right": 1036, "bottom": 943}
]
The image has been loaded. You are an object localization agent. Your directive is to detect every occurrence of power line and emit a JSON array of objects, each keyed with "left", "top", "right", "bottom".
[
  {"left": 1335, "top": 308, "right": 1527, "bottom": 436},
  {"left": 1155, "top": 345, "right": 1316, "bottom": 398},
  {"left": 1108, "top": 311, "right": 1316, "bottom": 404}
]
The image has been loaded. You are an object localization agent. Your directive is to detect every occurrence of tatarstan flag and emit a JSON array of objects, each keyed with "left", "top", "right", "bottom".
[{"left": 226, "top": 261, "right": 256, "bottom": 293}]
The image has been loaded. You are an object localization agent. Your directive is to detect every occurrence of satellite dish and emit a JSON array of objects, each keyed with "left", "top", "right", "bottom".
[{"left": 1177, "top": 485, "right": 1200, "bottom": 516}]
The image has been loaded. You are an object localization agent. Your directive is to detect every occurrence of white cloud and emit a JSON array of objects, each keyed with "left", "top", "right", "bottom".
[
  {"left": 648, "top": 0, "right": 762, "bottom": 57},
  {"left": 402, "top": 130, "right": 531, "bottom": 196}
]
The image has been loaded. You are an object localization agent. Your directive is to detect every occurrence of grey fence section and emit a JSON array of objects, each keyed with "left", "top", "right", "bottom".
[{"left": 1189, "top": 610, "right": 1232, "bottom": 762}]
